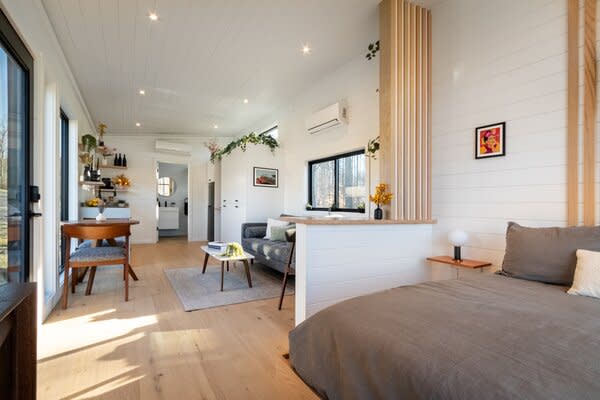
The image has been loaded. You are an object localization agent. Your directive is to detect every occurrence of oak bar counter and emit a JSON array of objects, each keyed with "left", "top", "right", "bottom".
[{"left": 278, "top": 216, "right": 436, "bottom": 325}]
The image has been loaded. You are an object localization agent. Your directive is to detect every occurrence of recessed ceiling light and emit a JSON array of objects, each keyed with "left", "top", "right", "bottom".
[
  {"left": 149, "top": 12, "right": 158, "bottom": 21},
  {"left": 213, "top": 124, "right": 219, "bottom": 129},
  {"left": 302, "top": 44, "right": 311, "bottom": 55},
  {"left": 139, "top": 89, "right": 145, "bottom": 95},
  {"left": 135, "top": 122, "right": 141, "bottom": 127},
  {"left": 243, "top": 98, "right": 249, "bottom": 104}
]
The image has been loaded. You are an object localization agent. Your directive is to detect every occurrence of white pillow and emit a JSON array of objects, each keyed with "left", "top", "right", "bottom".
[
  {"left": 567, "top": 249, "right": 600, "bottom": 299},
  {"left": 264, "top": 218, "right": 289, "bottom": 240}
]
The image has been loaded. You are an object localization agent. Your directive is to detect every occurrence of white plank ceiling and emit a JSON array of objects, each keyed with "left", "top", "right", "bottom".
[{"left": 41, "top": 0, "right": 379, "bottom": 136}]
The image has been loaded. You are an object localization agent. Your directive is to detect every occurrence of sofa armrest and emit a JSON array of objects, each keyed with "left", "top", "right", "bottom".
[{"left": 241, "top": 223, "right": 267, "bottom": 239}]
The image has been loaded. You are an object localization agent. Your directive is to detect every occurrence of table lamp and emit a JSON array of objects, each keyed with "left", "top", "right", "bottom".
[{"left": 448, "top": 229, "right": 468, "bottom": 261}]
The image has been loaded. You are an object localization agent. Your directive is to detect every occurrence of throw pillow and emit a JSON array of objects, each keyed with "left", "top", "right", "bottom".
[
  {"left": 264, "top": 218, "right": 289, "bottom": 240},
  {"left": 568, "top": 249, "right": 600, "bottom": 299},
  {"left": 270, "top": 226, "right": 289, "bottom": 242}
]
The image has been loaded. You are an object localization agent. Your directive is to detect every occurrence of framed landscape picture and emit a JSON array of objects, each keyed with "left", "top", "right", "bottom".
[
  {"left": 253, "top": 167, "right": 278, "bottom": 188},
  {"left": 475, "top": 122, "right": 505, "bottom": 159}
]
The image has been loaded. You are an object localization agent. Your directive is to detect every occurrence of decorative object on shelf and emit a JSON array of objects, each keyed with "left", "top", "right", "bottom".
[
  {"left": 112, "top": 174, "right": 131, "bottom": 189},
  {"left": 122, "top": 154, "right": 127, "bottom": 167},
  {"left": 114, "top": 153, "right": 122, "bottom": 166},
  {"left": 365, "top": 40, "right": 380, "bottom": 60},
  {"left": 366, "top": 136, "right": 380, "bottom": 159},
  {"left": 210, "top": 132, "right": 279, "bottom": 163},
  {"left": 221, "top": 242, "right": 245, "bottom": 258},
  {"left": 369, "top": 183, "right": 393, "bottom": 220},
  {"left": 82, "top": 165, "right": 91, "bottom": 181},
  {"left": 95, "top": 200, "right": 107, "bottom": 221},
  {"left": 97, "top": 123, "right": 107, "bottom": 146},
  {"left": 84, "top": 197, "right": 101, "bottom": 207},
  {"left": 81, "top": 134, "right": 97, "bottom": 154},
  {"left": 448, "top": 229, "right": 469, "bottom": 261},
  {"left": 253, "top": 167, "right": 278, "bottom": 188},
  {"left": 475, "top": 122, "right": 505, "bottom": 159}
]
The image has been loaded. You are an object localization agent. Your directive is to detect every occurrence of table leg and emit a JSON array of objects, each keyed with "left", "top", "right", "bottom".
[
  {"left": 243, "top": 259, "right": 252, "bottom": 288},
  {"left": 221, "top": 261, "right": 225, "bottom": 292},
  {"left": 202, "top": 252, "right": 209, "bottom": 274},
  {"left": 85, "top": 267, "right": 97, "bottom": 296}
]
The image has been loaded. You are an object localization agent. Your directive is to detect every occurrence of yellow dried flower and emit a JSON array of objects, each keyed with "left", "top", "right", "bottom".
[{"left": 369, "top": 183, "right": 393, "bottom": 206}]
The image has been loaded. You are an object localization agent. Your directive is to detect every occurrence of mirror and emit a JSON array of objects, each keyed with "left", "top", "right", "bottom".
[{"left": 157, "top": 177, "right": 176, "bottom": 197}]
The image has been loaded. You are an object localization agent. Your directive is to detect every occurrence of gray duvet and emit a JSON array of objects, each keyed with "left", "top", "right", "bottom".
[{"left": 289, "top": 274, "right": 600, "bottom": 400}]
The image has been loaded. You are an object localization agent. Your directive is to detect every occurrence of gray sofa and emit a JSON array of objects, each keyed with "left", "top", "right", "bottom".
[{"left": 241, "top": 222, "right": 294, "bottom": 274}]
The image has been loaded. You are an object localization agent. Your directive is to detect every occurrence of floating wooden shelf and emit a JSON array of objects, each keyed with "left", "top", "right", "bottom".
[
  {"left": 79, "top": 181, "right": 104, "bottom": 187},
  {"left": 101, "top": 165, "right": 127, "bottom": 170},
  {"left": 99, "top": 188, "right": 129, "bottom": 192}
]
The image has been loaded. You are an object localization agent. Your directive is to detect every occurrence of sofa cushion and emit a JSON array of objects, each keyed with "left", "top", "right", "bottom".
[
  {"left": 243, "top": 226, "right": 267, "bottom": 239},
  {"left": 242, "top": 238, "right": 291, "bottom": 264}
]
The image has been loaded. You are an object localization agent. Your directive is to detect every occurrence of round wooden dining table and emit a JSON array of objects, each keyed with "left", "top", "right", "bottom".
[{"left": 60, "top": 219, "right": 140, "bottom": 293}]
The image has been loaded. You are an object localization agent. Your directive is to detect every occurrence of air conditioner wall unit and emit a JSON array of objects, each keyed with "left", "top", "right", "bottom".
[
  {"left": 155, "top": 140, "right": 191, "bottom": 155},
  {"left": 306, "top": 101, "right": 348, "bottom": 135}
]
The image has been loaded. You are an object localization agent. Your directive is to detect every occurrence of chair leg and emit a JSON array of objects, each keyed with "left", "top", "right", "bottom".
[
  {"left": 78, "top": 267, "right": 89, "bottom": 283},
  {"left": 85, "top": 267, "right": 97, "bottom": 296},
  {"left": 71, "top": 269, "right": 77, "bottom": 294},
  {"left": 129, "top": 266, "right": 139, "bottom": 281},
  {"left": 125, "top": 263, "right": 130, "bottom": 302},
  {"left": 278, "top": 269, "right": 290, "bottom": 310},
  {"left": 227, "top": 261, "right": 229, "bottom": 272},
  {"left": 221, "top": 261, "right": 224, "bottom": 292},
  {"left": 62, "top": 264, "right": 69, "bottom": 309}
]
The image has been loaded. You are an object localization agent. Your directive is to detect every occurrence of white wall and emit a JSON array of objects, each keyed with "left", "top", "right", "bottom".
[
  {"left": 0, "top": 0, "right": 94, "bottom": 321},
  {"left": 429, "top": 0, "right": 590, "bottom": 278},
  {"left": 274, "top": 56, "right": 380, "bottom": 216},
  {"left": 158, "top": 162, "right": 188, "bottom": 237}
]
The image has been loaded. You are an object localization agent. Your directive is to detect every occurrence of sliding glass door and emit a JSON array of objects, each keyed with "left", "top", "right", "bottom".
[{"left": 0, "top": 11, "right": 33, "bottom": 284}]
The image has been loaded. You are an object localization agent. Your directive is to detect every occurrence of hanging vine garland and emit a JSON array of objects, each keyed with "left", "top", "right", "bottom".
[{"left": 209, "top": 132, "right": 279, "bottom": 163}]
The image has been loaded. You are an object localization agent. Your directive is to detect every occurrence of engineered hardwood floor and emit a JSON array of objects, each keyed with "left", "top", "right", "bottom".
[{"left": 37, "top": 238, "right": 317, "bottom": 400}]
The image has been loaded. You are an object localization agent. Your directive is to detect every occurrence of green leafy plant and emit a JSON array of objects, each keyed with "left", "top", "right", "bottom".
[
  {"left": 366, "top": 40, "right": 380, "bottom": 60},
  {"left": 210, "top": 131, "right": 279, "bottom": 163},
  {"left": 81, "top": 134, "right": 97, "bottom": 153},
  {"left": 366, "top": 136, "right": 380, "bottom": 159}
]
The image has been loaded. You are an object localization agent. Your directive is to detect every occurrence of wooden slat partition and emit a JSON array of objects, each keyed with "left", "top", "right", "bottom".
[
  {"left": 380, "top": 0, "right": 432, "bottom": 221},
  {"left": 566, "top": 0, "right": 579, "bottom": 226},
  {"left": 583, "top": 0, "right": 597, "bottom": 226}
]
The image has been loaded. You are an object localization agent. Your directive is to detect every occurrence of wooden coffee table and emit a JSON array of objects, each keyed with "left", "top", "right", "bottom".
[{"left": 201, "top": 245, "right": 255, "bottom": 292}]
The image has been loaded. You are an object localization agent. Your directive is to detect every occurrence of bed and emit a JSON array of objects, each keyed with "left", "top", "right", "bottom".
[{"left": 289, "top": 273, "right": 600, "bottom": 399}]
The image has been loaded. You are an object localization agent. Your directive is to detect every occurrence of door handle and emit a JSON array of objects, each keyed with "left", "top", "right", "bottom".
[{"left": 29, "top": 212, "right": 42, "bottom": 218}]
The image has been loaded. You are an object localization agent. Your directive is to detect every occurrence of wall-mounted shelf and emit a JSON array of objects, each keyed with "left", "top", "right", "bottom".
[
  {"left": 99, "top": 188, "right": 129, "bottom": 193},
  {"left": 79, "top": 181, "right": 104, "bottom": 187},
  {"left": 101, "top": 165, "right": 127, "bottom": 170}
]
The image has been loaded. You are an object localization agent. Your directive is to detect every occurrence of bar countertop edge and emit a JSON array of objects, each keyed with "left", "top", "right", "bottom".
[{"left": 278, "top": 217, "right": 437, "bottom": 225}]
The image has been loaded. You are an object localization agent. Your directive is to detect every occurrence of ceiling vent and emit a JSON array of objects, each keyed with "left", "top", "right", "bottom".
[
  {"left": 155, "top": 140, "right": 191, "bottom": 155},
  {"left": 305, "top": 101, "right": 348, "bottom": 135}
]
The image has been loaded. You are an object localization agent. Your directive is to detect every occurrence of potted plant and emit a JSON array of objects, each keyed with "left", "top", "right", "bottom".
[{"left": 369, "top": 184, "right": 393, "bottom": 220}]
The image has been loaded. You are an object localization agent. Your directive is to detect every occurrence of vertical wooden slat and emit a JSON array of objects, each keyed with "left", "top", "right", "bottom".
[
  {"left": 583, "top": 0, "right": 596, "bottom": 226},
  {"left": 567, "top": 0, "right": 579, "bottom": 226},
  {"left": 426, "top": 10, "right": 432, "bottom": 219},
  {"left": 415, "top": 8, "right": 422, "bottom": 220},
  {"left": 379, "top": 0, "right": 394, "bottom": 218}
]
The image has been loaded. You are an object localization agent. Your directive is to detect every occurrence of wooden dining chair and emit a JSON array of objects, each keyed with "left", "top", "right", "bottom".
[
  {"left": 278, "top": 230, "right": 296, "bottom": 310},
  {"left": 61, "top": 224, "right": 132, "bottom": 309}
]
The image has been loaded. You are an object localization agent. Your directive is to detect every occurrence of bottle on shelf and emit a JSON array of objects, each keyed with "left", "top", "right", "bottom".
[
  {"left": 116, "top": 153, "right": 122, "bottom": 166},
  {"left": 113, "top": 153, "right": 118, "bottom": 166},
  {"left": 122, "top": 154, "right": 127, "bottom": 167}
]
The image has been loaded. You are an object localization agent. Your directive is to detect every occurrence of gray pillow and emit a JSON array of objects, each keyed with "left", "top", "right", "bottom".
[
  {"left": 501, "top": 222, "right": 600, "bottom": 285},
  {"left": 270, "top": 226, "right": 289, "bottom": 242}
]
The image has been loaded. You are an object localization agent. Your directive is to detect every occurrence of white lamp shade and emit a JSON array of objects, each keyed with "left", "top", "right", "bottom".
[{"left": 448, "top": 229, "right": 468, "bottom": 247}]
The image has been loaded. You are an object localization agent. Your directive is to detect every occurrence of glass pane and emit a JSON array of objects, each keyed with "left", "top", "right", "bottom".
[
  {"left": 0, "top": 45, "right": 27, "bottom": 284},
  {"left": 337, "top": 153, "right": 366, "bottom": 209},
  {"left": 311, "top": 160, "right": 334, "bottom": 208}
]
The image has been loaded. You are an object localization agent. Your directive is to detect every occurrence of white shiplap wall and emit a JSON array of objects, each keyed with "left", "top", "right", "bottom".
[{"left": 430, "top": 0, "right": 600, "bottom": 278}]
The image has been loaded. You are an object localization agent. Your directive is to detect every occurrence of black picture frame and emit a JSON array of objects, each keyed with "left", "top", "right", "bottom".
[
  {"left": 475, "top": 122, "right": 506, "bottom": 159},
  {"left": 253, "top": 167, "right": 278, "bottom": 188}
]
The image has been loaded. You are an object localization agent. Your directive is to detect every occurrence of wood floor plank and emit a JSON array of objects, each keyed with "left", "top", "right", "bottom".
[{"left": 38, "top": 238, "right": 316, "bottom": 400}]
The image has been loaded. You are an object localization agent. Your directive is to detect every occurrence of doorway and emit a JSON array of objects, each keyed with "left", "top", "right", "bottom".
[{"left": 157, "top": 162, "right": 188, "bottom": 241}]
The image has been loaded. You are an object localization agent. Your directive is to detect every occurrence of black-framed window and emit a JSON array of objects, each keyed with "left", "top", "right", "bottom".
[
  {"left": 307, "top": 150, "right": 366, "bottom": 213},
  {"left": 59, "top": 110, "right": 69, "bottom": 273},
  {"left": 0, "top": 9, "right": 33, "bottom": 284}
]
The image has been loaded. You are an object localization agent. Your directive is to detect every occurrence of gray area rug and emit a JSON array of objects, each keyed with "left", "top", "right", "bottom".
[{"left": 165, "top": 263, "right": 294, "bottom": 311}]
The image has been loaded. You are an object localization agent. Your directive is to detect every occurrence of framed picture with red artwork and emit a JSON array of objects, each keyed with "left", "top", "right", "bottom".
[{"left": 475, "top": 122, "right": 505, "bottom": 159}]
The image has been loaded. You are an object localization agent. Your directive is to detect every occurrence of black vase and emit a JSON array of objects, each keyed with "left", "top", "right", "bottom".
[{"left": 374, "top": 206, "right": 383, "bottom": 220}]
